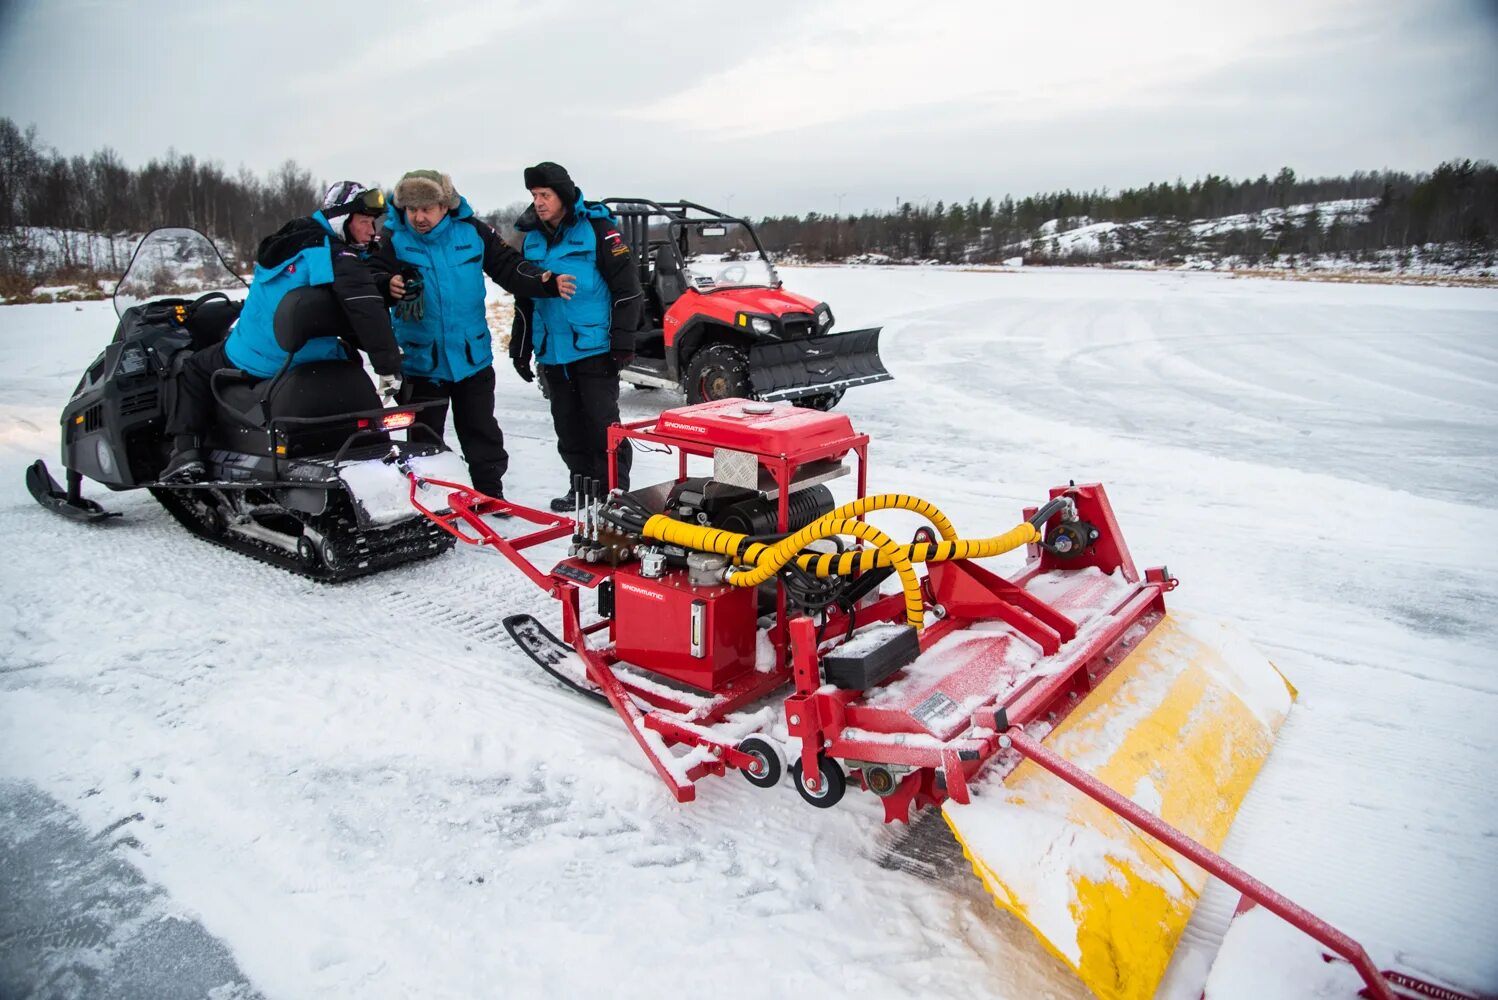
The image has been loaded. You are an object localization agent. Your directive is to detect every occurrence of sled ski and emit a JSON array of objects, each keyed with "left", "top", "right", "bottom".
[
  {"left": 26, "top": 460, "right": 119, "bottom": 523},
  {"left": 502, "top": 614, "right": 607, "bottom": 705}
]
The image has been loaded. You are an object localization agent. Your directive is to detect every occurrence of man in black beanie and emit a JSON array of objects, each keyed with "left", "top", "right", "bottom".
[{"left": 510, "top": 162, "right": 643, "bottom": 510}]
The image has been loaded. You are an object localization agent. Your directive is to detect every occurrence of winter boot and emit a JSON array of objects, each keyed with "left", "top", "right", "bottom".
[
  {"left": 161, "top": 438, "right": 206, "bottom": 484},
  {"left": 476, "top": 482, "right": 511, "bottom": 520},
  {"left": 549, "top": 490, "right": 576, "bottom": 514}
]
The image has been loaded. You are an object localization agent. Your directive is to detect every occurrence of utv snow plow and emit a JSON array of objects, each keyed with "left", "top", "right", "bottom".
[
  {"left": 747, "top": 326, "right": 889, "bottom": 403},
  {"left": 396, "top": 400, "right": 1478, "bottom": 1000}
]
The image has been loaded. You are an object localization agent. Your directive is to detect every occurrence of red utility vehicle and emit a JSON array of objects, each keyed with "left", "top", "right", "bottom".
[{"left": 603, "top": 199, "right": 890, "bottom": 410}]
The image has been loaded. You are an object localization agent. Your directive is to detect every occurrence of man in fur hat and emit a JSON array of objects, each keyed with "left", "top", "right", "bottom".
[
  {"left": 375, "top": 170, "right": 575, "bottom": 501},
  {"left": 508, "top": 161, "right": 643, "bottom": 511}
]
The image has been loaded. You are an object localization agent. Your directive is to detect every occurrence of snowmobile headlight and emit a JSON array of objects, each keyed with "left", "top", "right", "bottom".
[
  {"left": 750, "top": 317, "right": 773, "bottom": 335},
  {"left": 381, "top": 411, "right": 416, "bottom": 430},
  {"left": 95, "top": 439, "right": 115, "bottom": 477}
]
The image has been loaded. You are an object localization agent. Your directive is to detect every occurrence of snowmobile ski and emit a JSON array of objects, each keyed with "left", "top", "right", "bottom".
[{"left": 26, "top": 460, "right": 119, "bottom": 523}]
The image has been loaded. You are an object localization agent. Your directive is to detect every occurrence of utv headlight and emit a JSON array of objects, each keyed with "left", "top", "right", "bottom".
[
  {"left": 751, "top": 317, "right": 773, "bottom": 335},
  {"left": 817, "top": 311, "right": 832, "bottom": 327}
]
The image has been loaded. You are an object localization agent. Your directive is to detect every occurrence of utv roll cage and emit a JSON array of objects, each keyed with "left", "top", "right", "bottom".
[{"left": 601, "top": 199, "right": 781, "bottom": 300}]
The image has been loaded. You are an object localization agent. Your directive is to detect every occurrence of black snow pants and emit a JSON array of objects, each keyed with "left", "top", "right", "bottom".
[
  {"left": 539, "top": 353, "right": 631, "bottom": 492},
  {"left": 404, "top": 366, "right": 510, "bottom": 497},
  {"left": 164, "top": 341, "right": 231, "bottom": 439}
]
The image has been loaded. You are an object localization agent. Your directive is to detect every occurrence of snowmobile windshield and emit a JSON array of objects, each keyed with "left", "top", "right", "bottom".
[
  {"left": 679, "top": 221, "right": 777, "bottom": 291},
  {"left": 113, "top": 228, "right": 247, "bottom": 318}
]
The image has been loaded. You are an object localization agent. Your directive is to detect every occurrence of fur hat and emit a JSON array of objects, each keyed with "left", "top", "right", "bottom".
[
  {"left": 394, "top": 170, "right": 458, "bottom": 210},
  {"left": 523, "top": 161, "right": 577, "bottom": 207}
]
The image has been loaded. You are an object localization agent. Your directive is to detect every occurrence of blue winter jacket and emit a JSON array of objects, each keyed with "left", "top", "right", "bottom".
[
  {"left": 379, "top": 196, "right": 554, "bottom": 384},
  {"left": 518, "top": 193, "right": 616, "bottom": 366},
  {"left": 224, "top": 212, "right": 347, "bottom": 378}
]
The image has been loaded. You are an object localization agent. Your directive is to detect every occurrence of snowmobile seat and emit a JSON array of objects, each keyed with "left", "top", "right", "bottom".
[
  {"left": 214, "top": 361, "right": 379, "bottom": 428},
  {"left": 653, "top": 249, "right": 690, "bottom": 310},
  {"left": 274, "top": 285, "right": 354, "bottom": 356},
  {"left": 210, "top": 287, "right": 372, "bottom": 428}
]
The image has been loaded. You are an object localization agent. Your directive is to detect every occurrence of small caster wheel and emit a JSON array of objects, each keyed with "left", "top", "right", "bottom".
[
  {"left": 792, "top": 753, "right": 845, "bottom": 808},
  {"left": 737, "top": 735, "right": 784, "bottom": 789}
]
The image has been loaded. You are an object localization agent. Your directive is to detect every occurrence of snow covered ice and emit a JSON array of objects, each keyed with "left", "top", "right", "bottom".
[{"left": 2, "top": 265, "right": 1495, "bottom": 999}]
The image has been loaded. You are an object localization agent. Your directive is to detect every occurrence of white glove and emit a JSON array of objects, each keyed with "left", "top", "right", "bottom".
[{"left": 378, "top": 374, "right": 403, "bottom": 400}]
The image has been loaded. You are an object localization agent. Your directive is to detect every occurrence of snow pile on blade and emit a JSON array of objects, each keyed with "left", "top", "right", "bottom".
[{"left": 945, "top": 614, "right": 1294, "bottom": 1000}]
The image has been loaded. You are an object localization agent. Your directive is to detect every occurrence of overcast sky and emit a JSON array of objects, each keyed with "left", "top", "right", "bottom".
[{"left": 2, "top": 0, "right": 1496, "bottom": 218}]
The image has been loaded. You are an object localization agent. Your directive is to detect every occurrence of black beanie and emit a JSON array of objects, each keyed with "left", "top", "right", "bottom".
[{"left": 524, "top": 161, "right": 577, "bottom": 207}]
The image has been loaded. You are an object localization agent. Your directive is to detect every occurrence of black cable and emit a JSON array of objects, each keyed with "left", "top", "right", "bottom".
[{"left": 1027, "top": 497, "right": 1070, "bottom": 528}]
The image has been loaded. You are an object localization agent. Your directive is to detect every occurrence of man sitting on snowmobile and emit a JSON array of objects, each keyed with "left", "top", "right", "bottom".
[
  {"left": 321, "top": 179, "right": 385, "bottom": 256},
  {"left": 160, "top": 181, "right": 403, "bottom": 483}
]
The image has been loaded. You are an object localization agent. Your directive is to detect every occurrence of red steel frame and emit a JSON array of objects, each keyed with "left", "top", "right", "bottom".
[{"left": 397, "top": 416, "right": 1474, "bottom": 1000}]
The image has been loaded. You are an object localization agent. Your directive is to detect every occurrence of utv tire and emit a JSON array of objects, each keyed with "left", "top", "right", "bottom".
[{"left": 685, "top": 343, "right": 751, "bottom": 404}]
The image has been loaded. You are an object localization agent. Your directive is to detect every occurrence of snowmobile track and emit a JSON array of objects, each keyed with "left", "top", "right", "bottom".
[{"left": 149, "top": 485, "right": 453, "bottom": 583}]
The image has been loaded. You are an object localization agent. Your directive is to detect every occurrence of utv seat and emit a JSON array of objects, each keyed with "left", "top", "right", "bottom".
[{"left": 653, "top": 249, "right": 690, "bottom": 310}]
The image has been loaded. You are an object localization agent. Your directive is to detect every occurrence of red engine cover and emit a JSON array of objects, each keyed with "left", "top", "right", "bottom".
[
  {"left": 611, "top": 566, "right": 758, "bottom": 692},
  {"left": 654, "top": 399, "right": 856, "bottom": 458}
]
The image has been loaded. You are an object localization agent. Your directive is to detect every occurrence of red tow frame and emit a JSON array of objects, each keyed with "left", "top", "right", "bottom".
[{"left": 396, "top": 409, "right": 1482, "bottom": 1000}]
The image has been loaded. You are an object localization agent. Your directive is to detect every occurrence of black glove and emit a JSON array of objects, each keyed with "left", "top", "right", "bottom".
[
  {"left": 611, "top": 349, "right": 635, "bottom": 371},
  {"left": 513, "top": 357, "right": 535, "bottom": 383},
  {"left": 398, "top": 265, "right": 424, "bottom": 301}
]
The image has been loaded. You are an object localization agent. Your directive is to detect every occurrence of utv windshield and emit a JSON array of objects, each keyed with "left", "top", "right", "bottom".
[
  {"left": 679, "top": 221, "right": 777, "bottom": 291},
  {"left": 113, "top": 228, "right": 247, "bottom": 318}
]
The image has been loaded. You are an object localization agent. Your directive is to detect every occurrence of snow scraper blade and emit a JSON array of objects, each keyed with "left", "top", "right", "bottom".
[
  {"left": 942, "top": 613, "right": 1296, "bottom": 1000},
  {"left": 748, "top": 326, "right": 891, "bottom": 402}
]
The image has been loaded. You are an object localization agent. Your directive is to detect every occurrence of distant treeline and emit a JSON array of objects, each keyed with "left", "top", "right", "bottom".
[
  {"left": 0, "top": 117, "right": 322, "bottom": 277},
  {"left": 757, "top": 162, "right": 1498, "bottom": 264},
  {"left": 1, "top": 114, "right": 1495, "bottom": 282}
]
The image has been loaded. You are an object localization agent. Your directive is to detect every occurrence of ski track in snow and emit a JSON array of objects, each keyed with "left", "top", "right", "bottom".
[{"left": 2, "top": 269, "right": 1496, "bottom": 999}]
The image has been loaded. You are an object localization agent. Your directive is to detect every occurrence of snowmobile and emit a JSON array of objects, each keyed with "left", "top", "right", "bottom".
[
  {"left": 26, "top": 227, "right": 459, "bottom": 581},
  {"left": 603, "top": 199, "right": 890, "bottom": 410}
]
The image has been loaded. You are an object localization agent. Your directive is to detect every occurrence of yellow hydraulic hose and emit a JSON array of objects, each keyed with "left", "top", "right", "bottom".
[
  {"left": 793, "top": 521, "right": 1040, "bottom": 577},
  {"left": 821, "top": 494, "right": 959, "bottom": 542},
  {"left": 717, "top": 493, "right": 958, "bottom": 570},
  {"left": 642, "top": 513, "right": 926, "bottom": 627},
  {"left": 639, "top": 497, "right": 943, "bottom": 570},
  {"left": 637, "top": 493, "right": 1042, "bottom": 629}
]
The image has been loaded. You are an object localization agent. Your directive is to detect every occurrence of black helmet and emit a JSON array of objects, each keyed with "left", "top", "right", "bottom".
[{"left": 321, "top": 181, "right": 386, "bottom": 219}]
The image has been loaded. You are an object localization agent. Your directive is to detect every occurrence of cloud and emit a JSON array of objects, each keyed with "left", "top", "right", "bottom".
[
  {"left": 1, "top": 0, "right": 1493, "bottom": 218},
  {"left": 625, "top": 0, "right": 1366, "bottom": 136}
]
